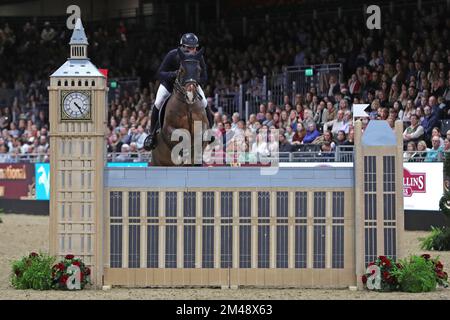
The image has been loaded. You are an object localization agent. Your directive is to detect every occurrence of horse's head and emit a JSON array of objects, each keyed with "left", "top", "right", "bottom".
[{"left": 176, "top": 47, "right": 204, "bottom": 104}]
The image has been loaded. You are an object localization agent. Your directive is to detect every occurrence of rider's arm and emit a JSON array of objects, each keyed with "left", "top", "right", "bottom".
[{"left": 157, "top": 51, "right": 178, "bottom": 82}]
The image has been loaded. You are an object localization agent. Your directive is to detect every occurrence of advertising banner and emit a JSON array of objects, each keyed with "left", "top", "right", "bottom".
[
  {"left": 35, "top": 163, "right": 50, "bottom": 200},
  {"left": 403, "top": 162, "right": 443, "bottom": 211},
  {"left": 0, "top": 164, "right": 35, "bottom": 199}
]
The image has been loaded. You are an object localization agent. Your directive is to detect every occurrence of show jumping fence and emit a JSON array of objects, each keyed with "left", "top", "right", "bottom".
[
  {"left": 99, "top": 121, "right": 404, "bottom": 288},
  {"left": 49, "top": 18, "right": 404, "bottom": 289}
]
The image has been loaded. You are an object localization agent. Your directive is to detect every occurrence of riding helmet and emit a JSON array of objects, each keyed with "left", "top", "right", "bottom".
[{"left": 180, "top": 33, "right": 199, "bottom": 48}]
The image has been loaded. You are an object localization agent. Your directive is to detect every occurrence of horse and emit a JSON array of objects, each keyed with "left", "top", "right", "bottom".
[{"left": 150, "top": 48, "right": 210, "bottom": 166}]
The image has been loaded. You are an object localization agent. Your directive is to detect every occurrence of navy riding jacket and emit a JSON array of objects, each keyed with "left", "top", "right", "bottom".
[{"left": 157, "top": 48, "right": 207, "bottom": 93}]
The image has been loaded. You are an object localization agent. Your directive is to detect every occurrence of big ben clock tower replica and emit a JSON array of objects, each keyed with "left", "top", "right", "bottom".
[{"left": 48, "top": 18, "right": 106, "bottom": 287}]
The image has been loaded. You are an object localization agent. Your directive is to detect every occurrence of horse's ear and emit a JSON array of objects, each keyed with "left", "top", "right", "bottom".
[
  {"left": 177, "top": 47, "right": 186, "bottom": 60},
  {"left": 196, "top": 47, "right": 204, "bottom": 59}
]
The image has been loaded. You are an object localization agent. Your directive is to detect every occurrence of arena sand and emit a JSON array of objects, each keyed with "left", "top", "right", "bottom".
[{"left": 0, "top": 214, "right": 449, "bottom": 300}]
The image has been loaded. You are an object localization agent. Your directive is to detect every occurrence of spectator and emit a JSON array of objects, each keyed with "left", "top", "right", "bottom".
[
  {"left": 314, "top": 130, "right": 336, "bottom": 150},
  {"left": 0, "top": 144, "right": 12, "bottom": 162},
  {"left": 341, "top": 129, "right": 355, "bottom": 150},
  {"left": 402, "top": 100, "right": 415, "bottom": 122},
  {"left": 251, "top": 131, "right": 269, "bottom": 157},
  {"left": 404, "top": 141, "right": 417, "bottom": 162},
  {"left": 135, "top": 125, "right": 148, "bottom": 150},
  {"left": 403, "top": 114, "right": 424, "bottom": 145},
  {"left": 119, "top": 127, "right": 131, "bottom": 145},
  {"left": 335, "top": 130, "right": 347, "bottom": 146},
  {"left": 425, "top": 136, "right": 444, "bottom": 162},
  {"left": 40, "top": 21, "right": 56, "bottom": 43},
  {"left": 322, "top": 101, "right": 336, "bottom": 123},
  {"left": 324, "top": 110, "right": 345, "bottom": 136},
  {"left": 421, "top": 104, "right": 439, "bottom": 144},
  {"left": 212, "top": 112, "right": 222, "bottom": 130},
  {"left": 129, "top": 142, "right": 139, "bottom": 160},
  {"left": 443, "top": 138, "right": 450, "bottom": 153},
  {"left": 115, "top": 144, "right": 130, "bottom": 162},
  {"left": 348, "top": 74, "right": 361, "bottom": 96},
  {"left": 431, "top": 127, "right": 444, "bottom": 148},
  {"left": 263, "top": 112, "right": 273, "bottom": 127},
  {"left": 238, "top": 142, "right": 257, "bottom": 164},
  {"left": 108, "top": 134, "right": 123, "bottom": 153},
  {"left": 327, "top": 75, "right": 340, "bottom": 97},
  {"left": 320, "top": 141, "right": 334, "bottom": 161},
  {"left": 285, "top": 126, "right": 294, "bottom": 143},
  {"left": 279, "top": 133, "right": 293, "bottom": 153},
  {"left": 231, "top": 112, "right": 240, "bottom": 129},
  {"left": 413, "top": 140, "right": 429, "bottom": 162},
  {"left": 256, "top": 104, "right": 266, "bottom": 122},
  {"left": 292, "top": 122, "right": 306, "bottom": 145},
  {"left": 303, "top": 122, "right": 320, "bottom": 144}
]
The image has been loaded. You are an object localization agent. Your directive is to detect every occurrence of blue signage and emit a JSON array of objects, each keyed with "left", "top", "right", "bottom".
[
  {"left": 35, "top": 163, "right": 50, "bottom": 200},
  {"left": 107, "top": 162, "right": 148, "bottom": 168}
]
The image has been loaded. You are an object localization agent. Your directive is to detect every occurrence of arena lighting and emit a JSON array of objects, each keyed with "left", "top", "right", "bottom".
[{"left": 304, "top": 68, "right": 313, "bottom": 77}]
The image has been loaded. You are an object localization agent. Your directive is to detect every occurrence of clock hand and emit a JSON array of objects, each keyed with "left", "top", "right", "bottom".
[{"left": 74, "top": 102, "right": 82, "bottom": 112}]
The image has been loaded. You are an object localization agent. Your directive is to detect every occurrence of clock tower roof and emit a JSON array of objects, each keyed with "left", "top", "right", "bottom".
[{"left": 50, "top": 59, "right": 104, "bottom": 78}]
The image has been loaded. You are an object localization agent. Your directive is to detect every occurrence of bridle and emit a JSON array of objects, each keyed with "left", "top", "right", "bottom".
[
  {"left": 173, "top": 78, "right": 200, "bottom": 104},
  {"left": 173, "top": 59, "right": 201, "bottom": 105}
]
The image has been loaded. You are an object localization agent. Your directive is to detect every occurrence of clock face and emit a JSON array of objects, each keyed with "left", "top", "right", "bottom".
[{"left": 61, "top": 91, "right": 91, "bottom": 120}]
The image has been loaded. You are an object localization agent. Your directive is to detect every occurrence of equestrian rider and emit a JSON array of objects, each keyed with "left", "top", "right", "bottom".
[{"left": 144, "top": 33, "right": 208, "bottom": 150}]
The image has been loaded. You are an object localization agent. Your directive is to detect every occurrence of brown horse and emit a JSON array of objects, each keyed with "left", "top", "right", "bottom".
[{"left": 151, "top": 48, "right": 209, "bottom": 166}]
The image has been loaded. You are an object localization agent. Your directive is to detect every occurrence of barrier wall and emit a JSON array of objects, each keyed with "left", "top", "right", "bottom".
[{"left": 103, "top": 167, "right": 355, "bottom": 287}]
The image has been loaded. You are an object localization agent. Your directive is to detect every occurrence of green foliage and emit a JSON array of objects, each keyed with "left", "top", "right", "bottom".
[
  {"left": 391, "top": 255, "right": 438, "bottom": 293},
  {"left": 11, "top": 252, "right": 56, "bottom": 290},
  {"left": 419, "top": 226, "right": 450, "bottom": 251}
]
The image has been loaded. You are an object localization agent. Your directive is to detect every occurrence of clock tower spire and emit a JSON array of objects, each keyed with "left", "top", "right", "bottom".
[{"left": 69, "top": 18, "right": 88, "bottom": 59}]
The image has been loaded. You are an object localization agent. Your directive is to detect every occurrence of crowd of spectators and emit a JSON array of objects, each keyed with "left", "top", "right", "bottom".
[{"left": 0, "top": 2, "right": 449, "bottom": 163}]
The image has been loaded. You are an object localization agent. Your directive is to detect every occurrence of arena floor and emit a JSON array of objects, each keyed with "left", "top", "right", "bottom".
[{"left": 0, "top": 214, "right": 449, "bottom": 300}]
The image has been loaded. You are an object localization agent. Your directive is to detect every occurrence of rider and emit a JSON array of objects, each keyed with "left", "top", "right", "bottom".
[{"left": 144, "top": 33, "right": 208, "bottom": 150}]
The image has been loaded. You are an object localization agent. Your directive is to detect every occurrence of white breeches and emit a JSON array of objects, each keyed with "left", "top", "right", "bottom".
[{"left": 154, "top": 84, "right": 207, "bottom": 109}]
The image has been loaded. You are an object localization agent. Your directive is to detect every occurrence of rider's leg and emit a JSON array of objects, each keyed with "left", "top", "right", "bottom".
[
  {"left": 144, "top": 84, "right": 170, "bottom": 150},
  {"left": 197, "top": 85, "right": 213, "bottom": 127},
  {"left": 197, "top": 85, "right": 208, "bottom": 109}
]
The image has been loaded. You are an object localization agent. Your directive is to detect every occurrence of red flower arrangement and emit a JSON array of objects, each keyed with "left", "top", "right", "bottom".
[
  {"left": 425, "top": 254, "right": 449, "bottom": 288},
  {"left": 52, "top": 254, "right": 91, "bottom": 290},
  {"left": 364, "top": 254, "right": 448, "bottom": 292},
  {"left": 362, "top": 255, "right": 399, "bottom": 291}
]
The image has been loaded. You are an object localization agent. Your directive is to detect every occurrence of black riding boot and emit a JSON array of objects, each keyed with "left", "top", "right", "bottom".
[{"left": 143, "top": 106, "right": 159, "bottom": 151}]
